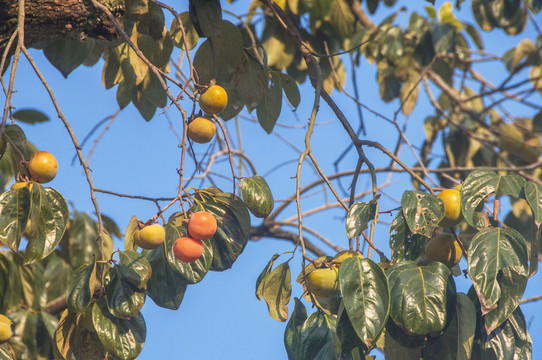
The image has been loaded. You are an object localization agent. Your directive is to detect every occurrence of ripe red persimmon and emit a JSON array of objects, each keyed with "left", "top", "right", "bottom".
[
  {"left": 173, "top": 236, "right": 203, "bottom": 262},
  {"left": 188, "top": 211, "right": 217, "bottom": 240}
]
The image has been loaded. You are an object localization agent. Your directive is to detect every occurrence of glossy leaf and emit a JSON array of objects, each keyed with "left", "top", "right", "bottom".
[
  {"left": 524, "top": 181, "right": 542, "bottom": 223},
  {"left": 401, "top": 190, "right": 445, "bottom": 237},
  {"left": 193, "top": 188, "right": 251, "bottom": 271},
  {"left": 468, "top": 227, "right": 528, "bottom": 333},
  {"left": 66, "top": 211, "right": 114, "bottom": 270},
  {"left": 12, "top": 109, "right": 49, "bottom": 124},
  {"left": 66, "top": 261, "right": 96, "bottom": 313},
  {"left": 495, "top": 174, "right": 525, "bottom": 199},
  {"left": 261, "top": 261, "right": 291, "bottom": 322},
  {"left": 145, "top": 245, "right": 188, "bottom": 310},
  {"left": 124, "top": 216, "right": 141, "bottom": 252},
  {"left": 423, "top": 293, "right": 476, "bottom": 360},
  {"left": 387, "top": 261, "right": 455, "bottom": 335},
  {"left": 164, "top": 212, "right": 213, "bottom": 284},
  {"left": 298, "top": 312, "right": 338, "bottom": 360},
  {"left": 339, "top": 257, "right": 389, "bottom": 349},
  {"left": 24, "top": 185, "right": 69, "bottom": 264},
  {"left": 461, "top": 169, "right": 499, "bottom": 229},
  {"left": 346, "top": 195, "right": 380, "bottom": 239},
  {"left": 284, "top": 298, "right": 307, "bottom": 360},
  {"left": 389, "top": 210, "right": 426, "bottom": 261},
  {"left": 470, "top": 293, "right": 532, "bottom": 359},
  {"left": 54, "top": 309, "right": 109, "bottom": 360},
  {"left": 0, "top": 187, "right": 30, "bottom": 251},
  {"left": 242, "top": 175, "right": 275, "bottom": 218},
  {"left": 93, "top": 302, "right": 146, "bottom": 360},
  {"left": 104, "top": 267, "right": 146, "bottom": 319},
  {"left": 335, "top": 303, "right": 367, "bottom": 359},
  {"left": 117, "top": 250, "right": 152, "bottom": 289},
  {"left": 255, "top": 253, "right": 280, "bottom": 301}
]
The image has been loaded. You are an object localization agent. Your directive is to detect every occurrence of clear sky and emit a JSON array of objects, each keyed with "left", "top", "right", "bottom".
[{"left": 2, "top": 1, "right": 542, "bottom": 359}]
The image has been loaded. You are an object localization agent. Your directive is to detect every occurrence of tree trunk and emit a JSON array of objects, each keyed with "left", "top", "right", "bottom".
[{"left": 0, "top": 0, "right": 124, "bottom": 59}]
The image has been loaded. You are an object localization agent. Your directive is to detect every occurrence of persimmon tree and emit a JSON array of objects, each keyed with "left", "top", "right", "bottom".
[{"left": 1, "top": 0, "right": 541, "bottom": 359}]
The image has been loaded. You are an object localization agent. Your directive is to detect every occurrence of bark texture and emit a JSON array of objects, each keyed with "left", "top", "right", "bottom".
[{"left": 0, "top": 0, "right": 124, "bottom": 58}]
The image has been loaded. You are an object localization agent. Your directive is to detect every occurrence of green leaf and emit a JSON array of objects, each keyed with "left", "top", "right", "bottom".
[
  {"left": 0, "top": 187, "right": 30, "bottom": 251},
  {"left": 255, "top": 253, "right": 280, "bottom": 301},
  {"left": 384, "top": 330, "right": 421, "bottom": 359},
  {"left": 144, "top": 245, "right": 188, "bottom": 310},
  {"left": 124, "top": 216, "right": 141, "bottom": 252},
  {"left": 93, "top": 302, "right": 146, "bottom": 360},
  {"left": 0, "top": 343, "right": 16, "bottom": 359},
  {"left": 55, "top": 310, "right": 108, "bottom": 360},
  {"left": 43, "top": 251, "right": 72, "bottom": 302},
  {"left": 389, "top": 210, "right": 426, "bottom": 261},
  {"left": 335, "top": 303, "right": 367, "bottom": 359},
  {"left": 236, "top": 55, "right": 267, "bottom": 109},
  {"left": 171, "top": 12, "right": 199, "bottom": 50},
  {"left": 257, "top": 73, "right": 283, "bottom": 134},
  {"left": 261, "top": 262, "right": 291, "bottom": 322},
  {"left": 400, "top": 71, "right": 420, "bottom": 116},
  {"left": 467, "top": 227, "right": 528, "bottom": 333},
  {"left": 432, "top": 22, "right": 456, "bottom": 53},
  {"left": 66, "top": 261, "right": 96, "bottom": 313},
  {"left": 24, "top": 185, "right": 69, "bottom": 264},
  {"left": 298, "top": 312, "right": 338, "bottom": 360},
  {"left": 0, "top": 252, "right": 23, "bottom": 311},
  {"left": 141, "top": 72, "right": 166, "bottom": 108},
  {"left": 133, "top": 88, "right": 157, "bottom": 121},
  {"left": 494, "top": 174, "right": 526, "bottom": 199},
  {"left": 189, "top": 0, "right": 222, "bottom": 37},
  {"left": 346, "top": 195, "right": 380, "bottom": 239},
  {"left": 461, "top": 168, "right": 499, "bottom": 229},
  {"left": 524, "top": 181, "right": 542, "bottom": 223},
  {"left": 284, "top": 298, "right": 307, "bottom": 360},
  {"left": 12, "top": 109, "right": 50, "bottom": 124},
  {"left": 470, "top": 293, "right": 532, "bottom": 359},
  {"left": 387, "top": 261, "right": 455, "bottom": 335},
  {"left": 423, "top": 293, "right": 476, "bottom": 360},
  {"left": 193, "top": 188, "right": 251, "bottom": 271},
  {"left": 4, "top": 125, "right": 34, "bottom": 177},
  {"left": 104, "top": 266, "right": 146, "bottom": 319},
  {"left": 278, "top": 72, "right": 301, "bottom": 109},
  {"left": 329, "top": 0, "right": 356, "bottom": 38},
  {"left": 164, "top": 212, "right": 213, "bottom": 284},
  {"left": 401, "top": 190, "right": 445, "bottom": 237},
  {"left": 116, "top": 80, "right": 134, "bottom": 109},
  {"left": 66, "top": 211, "right": 114, "bottom": 270},
  {"left": 193, "top": 20, "right": 244, "bottom": 85},
  {"left": 117, "top": 250, "right": 152, "bottom": 289},
  {"left": 242, "top": 175, "right": 274, "bottom": 218},
  {"left": 262, "top": 19, "right": 295, "bottom": 71},
  {"left": 463, "top": 22, "right": 483, "bottom": 50},
  {"left": 339, "top": 257, "right": 389, "bottom": 350},
  {"left": 102, "top": 48, "right": 123, "bottom": 90},
  {"left": 43, "top": 39, "right": 93, "bottom": 78}
]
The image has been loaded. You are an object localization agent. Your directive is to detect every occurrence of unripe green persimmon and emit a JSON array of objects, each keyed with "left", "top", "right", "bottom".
[
  {"left": 306, "top": 267, "right": 339, "bottom": 298},
  {"left": 333, "top": 250, "right": 363, "bottom": 266},
  {"left": 425, "top": 234, "right": 462, "bottom": 268},
  {"left": 136, "top": 224, "right": 165, "bottom": 249}
]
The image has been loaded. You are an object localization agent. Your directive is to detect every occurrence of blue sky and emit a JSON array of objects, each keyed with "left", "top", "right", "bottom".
[{"left": 2, "top": 0, "right": 542, "bottom": 359}]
